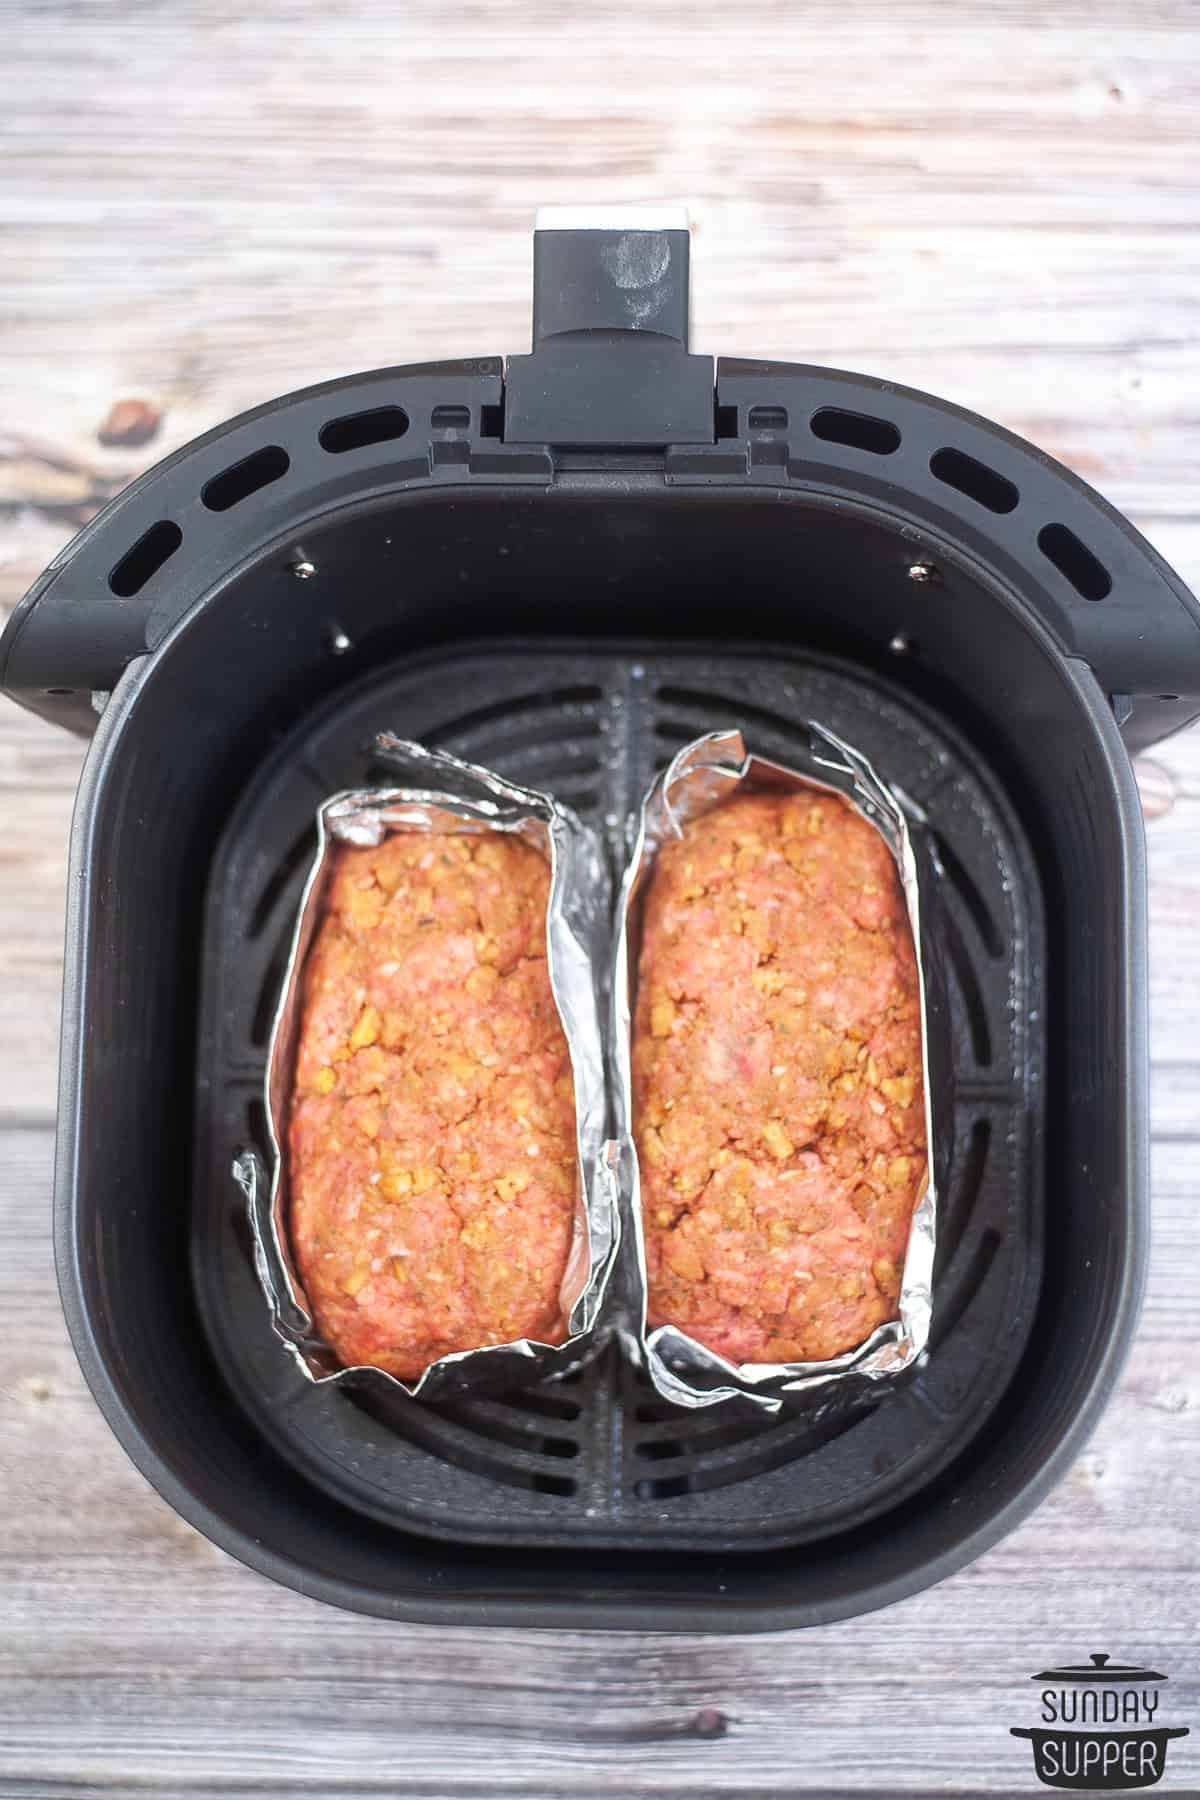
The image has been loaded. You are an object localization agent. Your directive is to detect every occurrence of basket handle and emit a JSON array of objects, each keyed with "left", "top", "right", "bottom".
[{"left": 504, "top": 206, "right": 715, "bottom": 448}]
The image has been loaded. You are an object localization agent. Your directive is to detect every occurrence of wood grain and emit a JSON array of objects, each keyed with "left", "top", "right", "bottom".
[{"left": 1, "top": 1, "right": 1198, "bottom": 1795}]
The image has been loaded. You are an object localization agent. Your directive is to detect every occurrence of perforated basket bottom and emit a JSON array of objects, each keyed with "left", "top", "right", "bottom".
[{"left": 193, "top": 641, "right": 1044, "bottom": 1552}]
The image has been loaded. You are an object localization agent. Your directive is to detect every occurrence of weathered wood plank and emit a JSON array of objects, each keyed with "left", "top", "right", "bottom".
[{"left": 2, "top": 0, "right": 1199, "bottom": 1793}]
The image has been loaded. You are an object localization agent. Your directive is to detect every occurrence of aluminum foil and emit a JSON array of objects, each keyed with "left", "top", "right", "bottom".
[
  {"left": 612, "top": 725, "right": 951, "bottom": 1414},
  {"left": 233, "top": 734, "right": 620, "bottom": 1403}
]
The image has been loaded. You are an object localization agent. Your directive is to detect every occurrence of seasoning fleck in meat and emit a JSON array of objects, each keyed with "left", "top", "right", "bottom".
[
  {"left": 289, "top": 829, "right": 577, "bottom": 1378},
  {"left": 634, "top": 789, "right": 926, "bottom": 1364}
]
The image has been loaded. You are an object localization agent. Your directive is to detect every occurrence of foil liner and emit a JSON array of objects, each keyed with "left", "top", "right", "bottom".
[
  {"left": 612, "top": 725, "right": 951, "bottom": 1414},
  {"left": 234, "top": 734, "right": 619, "bottom": 1403}
]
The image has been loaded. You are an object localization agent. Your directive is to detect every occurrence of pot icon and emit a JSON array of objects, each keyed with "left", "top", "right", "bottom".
[{"left": 1011, "top": 1653, "right": 1189, "bottom": 1791}]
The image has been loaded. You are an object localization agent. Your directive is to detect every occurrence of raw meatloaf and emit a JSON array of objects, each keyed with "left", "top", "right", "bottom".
[
  {"left": 634, "top": 787, "right": 926, "bottom": 1364},
  {"left": 288, "top": 827, "right": 578, "bottom": 1378}
]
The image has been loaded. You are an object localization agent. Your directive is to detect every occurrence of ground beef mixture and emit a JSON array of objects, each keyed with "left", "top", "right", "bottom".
[
  {"left": 633, "top": 787, "right": 926, "bottom": 1364},
  {"left": 289, "top": 828, "right": 578, "bottom": 1378}
]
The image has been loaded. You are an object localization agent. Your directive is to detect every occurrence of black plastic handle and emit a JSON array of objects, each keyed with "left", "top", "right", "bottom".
[{"left": 504, "top": 209, "right": 714, "bottom": 447}]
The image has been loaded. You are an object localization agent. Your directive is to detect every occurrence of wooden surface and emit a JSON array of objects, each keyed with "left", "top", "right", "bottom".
[{"left": 1, "top": 2, "right": 1199, "bottom": 1794}]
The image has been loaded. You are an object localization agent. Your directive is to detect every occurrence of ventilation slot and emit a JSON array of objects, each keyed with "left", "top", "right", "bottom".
[
  {"left": 930, "top": 448, "right": 1018, "bottom": 515},
  {"left": 634, "top": 1474, "right": 690, "bottom": 1501},
  {"left": 245, "top": 1096, "right": 271, "bottom": 1161},
  {"left": 494, "top": 1388, "right": 582, "bottom": 1424},
  {"left": 635, "top": 1400, "right": 679, "bottom": 1426},
  {"left": 636, "top": 1438, "right": 687, "bottom": 1462},
  {"left": 933, "top": 833, "right": 1004, "bottom": 958},
  {"left": 532, "top": 1472, "right": 577, "bottom": 1496},
  {"left": 346, "top": 1385, "right": 580, "bottom": 1499},
  {"left": 937, "top": 1116, "right": 991, "bottom": 1276},
  {"left": 654, "top": 686, "right": 817, "bottom": 753},
  {"left": 942, "top": 905, "right": 992, "bottom": 1068},
  {"left": 538, "top": 1436, "right": 579, "bottom": 1460},
  {"left": 319, "top": 406, "right": 410, "bottom": 454},
  {"left": 442, "top": 1405, "right": 579, "bottom": 1462},
  {"left": 202, "top": 445, "right": 289, "bottom": 513},
  {"left": 715, "top": 403, "right": 739, "bottom": 440},
  {"left": 431, "top": 404, "right": 470, "bottom": 430},
  {"left": 251, "top": 944, "right": 289, "bottom": 1048},
  {"left": 749, "top": 405, "right": 788, "bottom": 430},
  {"left": 811, "top": 408, "right": 900, "bottom": 456},
  {"left": 929, "top": 1228, "right": 1003, "bottom": 1351},
  {"left": 1037, "top": 523, "right": 1112, "bottom": 600},
  {"left": 556, "top": 785, "right": 600, "bottom": 814},
  {"left": 108, "top": 521, "right": 182, "bottom": 598},
  {"left": 249, "top": 824, "right": 319, "bottom": 940},
  {"left": 633, "top": 1406, "right": 879, "bottom": 1501},
  {"left": 419, "top": 686, "right": 604, "bottom": 753}
]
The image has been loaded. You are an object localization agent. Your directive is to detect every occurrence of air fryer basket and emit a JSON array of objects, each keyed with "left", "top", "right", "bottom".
[
  {"left": 4, "top": 218, "right": 1199, "bottom": 1628},
  {"left": 199, "top": 643, "right": 1042, "bottom": 1547}
]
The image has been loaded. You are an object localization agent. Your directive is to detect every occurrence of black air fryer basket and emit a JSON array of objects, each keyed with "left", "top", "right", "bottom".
[{"left": 5, "top": 216, "right": 1199, "bottom": 1631}]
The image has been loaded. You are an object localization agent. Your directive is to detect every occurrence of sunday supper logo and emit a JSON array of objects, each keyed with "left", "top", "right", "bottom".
[{"left": 1011, "top": 1652, "right": 1189, "bottom": 1791}]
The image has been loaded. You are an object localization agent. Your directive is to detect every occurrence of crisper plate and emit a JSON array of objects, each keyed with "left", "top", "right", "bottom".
[{"left": 193, "top": 640, "right": 1044, "bottom": 1551}]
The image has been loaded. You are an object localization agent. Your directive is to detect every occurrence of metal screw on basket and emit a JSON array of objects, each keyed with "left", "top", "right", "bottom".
[
  {"left": 291, "top": 555, "right": 317, "bottom": 580},
  {"left": 908, "top": 561, "right": 938, "bottom": 583}
]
